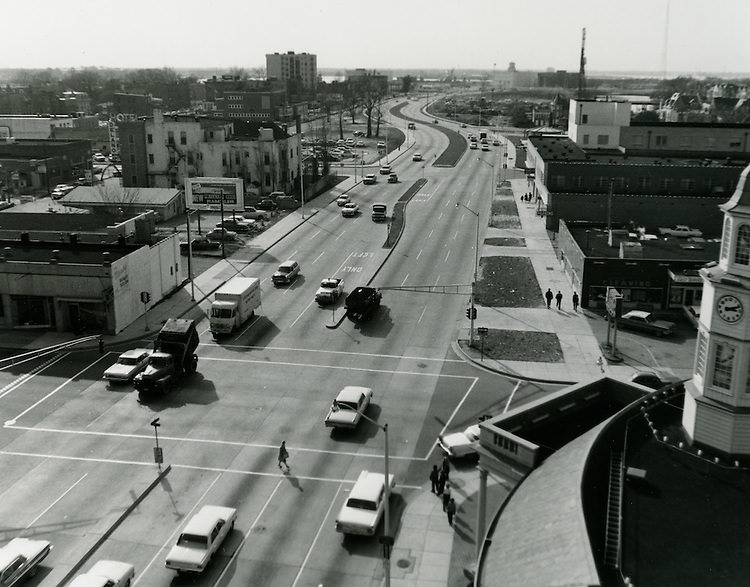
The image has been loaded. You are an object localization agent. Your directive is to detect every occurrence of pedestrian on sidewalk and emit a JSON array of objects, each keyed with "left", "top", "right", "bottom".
[
  {"left": 429, "top": 465, "right": 440, "bottom": 494},
  {"left": 442, "top": 482, "right": 452, "bottom": 512},
  {"left": 572, "top": 292, "right": 580, "bottom": 312},
  {"left": 441, "top": 455, "right": 451, "bottom": 481},
  {"left": 545, "top": 288, "right": 553, "bottom": 309},
  {"left": 278, "top": 441, "right": 290, "bottom": 471},
  {"left": 438, "top": 468, "right": 448, "bottom": 495},
  {"left": 555, "top": 291, "right": 563, "bottom": 309},
  {"left": 446, "top": 498, "right": 457, "bottom": 526}
]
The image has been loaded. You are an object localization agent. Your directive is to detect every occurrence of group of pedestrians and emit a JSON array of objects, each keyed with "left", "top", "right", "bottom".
[
  {"left": 544, "top": 288, "right": 580, "bottom": 312},
  {"left": 430, "top": 456, "right": 457, "bottom": 526}
]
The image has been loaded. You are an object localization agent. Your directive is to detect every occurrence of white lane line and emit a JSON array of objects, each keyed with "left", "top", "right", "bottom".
[
  {"left": 428, "top": 229, "right": 434, "bottom": 238},
  {"left": 435, "top": 274, "right": 441, "bottom": 285},
  {"left": 400, "top": 274, "right": 409, "bottom": 286},
  {"left": 135, "top": 473, "right": 223, "bottom": 586},
  {"left": 504, "top": 380, "right": 523, "bottom": 413},
  {"left": 0, "top": 353, "right": 69, "bottom": 400},
  {"left": 417, "top": 306, "right": 428, "bottom": 324},
  {"left": 427, "top": 377, "right": 480, "bottom": 461},
  {"left": 214, "top": 479, "right": 283, "bottom": 587},
  {"left": 289, "top": 299, "right": 316, "bottom": 328},
  {"left": 25, "top": 473, "right": 87, "bottom": 529},
  {"left": 416, "top": 249, "right": 423, "bottom": 260},
  {"left": 287, "top": 249, "right": 299, "bottom": 260},
  {"left": 309, "top": 229, "right": 321, "bottom": 240},
  {"left": 438, "top": 212, "right": 443, "bottom": 220},
  {"left": 444, "top": 250, "right": 450, "bottom": 263},
  {"left": 335, "top": 252, "right": 354, "bottom": 274},
  {"left": 312, "top": 251, "right": 325, "bottom": 264},
  {"left": 5, "top": 353, "right": 109, "bottom": 425},
  {"left": 197, "top": 344, "right": 464, "bottom": 363},
  {"left": 335, "top": 231, "right": 346, "bottom": 241},
  {"left": 235, "top": 314, "right": 262, "bottom": 339},
  {"left": 453, "top": 230, "right": 459, "bottom": 240},
  {"left": 291, "top": 483, "right": 343, "bottom": 587}
]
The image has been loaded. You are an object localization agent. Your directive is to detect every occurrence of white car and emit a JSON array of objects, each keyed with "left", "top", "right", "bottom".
[
  {"left": 356, "top": 140, "right": 365, "bottom": 147},
  {"left": 92, "top": 153, "right": 108, "bottom": 163},
  {"left": 0, "top": 537, "right": 53, "bottom": 586},
  {"left": 438, "top": 424, "right": 481, "bottom": 458},
  {"left": 69, "top": 560, "right": 135, "bottom": 587},
  {"left": 379, "top": 165, "right": 391, "bottom": 175},
  {"left": 325, "top": 386, "right": 372, "bottom": 428},
  {"left": 335, "top": 470, "right": 394, "bottom": 535},
  {"left": 412, "top": 152, "right": 423, "bottom": 162},
  {"left": 377, "top": 141, "right": 386, "bottom": 149},
  {"left": 103, "top": 348, "right": 151, "bottom": 383},
  {"left": 342, "top": 202, "right": 359, "bottom": 217},
  {"left": 469, "top": 142, "right": 478, "bottom": 150},
  {"left": 242, "top": 206, "right": 270, "bottom": 221},
  {"left": 363, "top": 174, "right": 377, "bottom": 185},
  {"left": 316, "top": 278, "right": 345, "bottom": 305},
  {"left": 166, "top": 505, "right": 237, "bottom": 574},
  {"left": 336, "top": 194, "right": 351, "bottom": 207}
]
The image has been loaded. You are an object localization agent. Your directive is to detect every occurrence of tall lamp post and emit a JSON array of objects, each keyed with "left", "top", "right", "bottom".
[
  {"left": 478, "top": 157, "right": 495, "bottom": 200},
  {"left": 331, "top": 403, "right": 392, "bottom": 586},
  {"left": 456, "top": 202, "right": 480, "bottom": 345}
]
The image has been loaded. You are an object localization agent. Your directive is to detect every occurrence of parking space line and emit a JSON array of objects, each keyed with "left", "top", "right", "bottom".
[
  {"left": 25, "top": 473, "right": 87, "bottom": 529},
  {"left": 416, "top": 249, "right": 422, "bottom": 260},
  {"left": 134, "top": 472, "right": 223, "bottom": 586},
  {"left": 444, "top": 250, "right": 450, "bottom": 263},
  {"left": 417, "top": 305, "right": 428, "bottom": 324},
  {"left": 291, "top": 483, "right": 343, "bottom": 587}
]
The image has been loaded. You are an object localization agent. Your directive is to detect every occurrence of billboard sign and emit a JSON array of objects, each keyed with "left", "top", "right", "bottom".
[{"left": 186, "top": 177, "right": 244, "bottom": 211}]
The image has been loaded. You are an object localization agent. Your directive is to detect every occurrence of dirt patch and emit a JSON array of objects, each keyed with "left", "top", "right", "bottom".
[
  {"left": 476, "top": 256, "right": 544, "bottom": 308},
  {"left": 478, "top": 329, "right": 564, "bottom": 363},
  {"left": 485, "top": 237, "right": 525, "bottom": 247},
  {"left": 490, "top": 197, "right": 521, "bottom": 229}
]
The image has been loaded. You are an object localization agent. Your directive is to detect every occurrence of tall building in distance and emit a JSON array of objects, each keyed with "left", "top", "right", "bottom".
[{"left": 266, "top": 51, "right": 317, "bottom": 92}]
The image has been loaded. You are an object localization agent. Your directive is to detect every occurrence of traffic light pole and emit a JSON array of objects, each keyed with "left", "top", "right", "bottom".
[{"left": 457, "top": 202, "right": 480, "bottom": 346}]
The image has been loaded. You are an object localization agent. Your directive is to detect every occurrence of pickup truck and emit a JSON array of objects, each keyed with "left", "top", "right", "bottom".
[
  {"left": 316, "top": 278, "right": 344, "bottom": 305},
  {"left": 166, "top": 505, "right": 236, "bottom": 574},
  {"left": 657, "top": 225, "right": 703, "bottom": 238},
  {"left": 0, "top": 537, "right": 53, "bottom": 586},
  {"left": 345, "top": 287, "right": 382, "bottom": 321}
]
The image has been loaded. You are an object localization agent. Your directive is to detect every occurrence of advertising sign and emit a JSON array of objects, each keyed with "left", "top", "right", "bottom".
[{"left": 186, "top": 177, "right": 244, "bottom": 212}]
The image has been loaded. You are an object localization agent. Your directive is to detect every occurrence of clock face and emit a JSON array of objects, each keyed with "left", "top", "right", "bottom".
[{"left": 717, "top": 294, "right": 744, "bottom": 323}]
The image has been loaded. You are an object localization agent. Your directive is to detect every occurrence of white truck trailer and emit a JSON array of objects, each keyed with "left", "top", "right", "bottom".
[{"left": 210, "top": 277, "right": 261, "bottom": 337}]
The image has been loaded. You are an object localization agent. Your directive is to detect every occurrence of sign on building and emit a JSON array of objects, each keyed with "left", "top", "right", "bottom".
[{"left": 185, "top": 177, "right": 244, "bottom": 212}]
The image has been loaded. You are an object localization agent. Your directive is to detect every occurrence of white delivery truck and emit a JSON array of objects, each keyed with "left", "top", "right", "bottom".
[{"left": 210, "top": 277, "right": 261, "bottom": 337}]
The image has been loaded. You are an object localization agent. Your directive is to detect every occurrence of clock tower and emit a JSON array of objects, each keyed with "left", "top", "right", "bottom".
[{"left": 683, "top": 164, "right": 750, "bottom": 455}]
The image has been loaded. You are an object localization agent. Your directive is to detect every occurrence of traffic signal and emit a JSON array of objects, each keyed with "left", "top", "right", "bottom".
[
  {"left": 466, "top": 307, "right": 477, "bottom": 319},
  {"left": 466, "top": 308, "right": 471, "bottom": 319}
]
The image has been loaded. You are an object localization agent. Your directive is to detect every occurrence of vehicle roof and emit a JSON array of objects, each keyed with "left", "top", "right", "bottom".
[
  {"left": 182, "top": 505, "right": 236, "bottom": 536},
  {"left": 372, "top": 203, "right": 387, "bottom": 209},
  {"left": 623, "top": 310, "right": 650, "bottom": 318},
  {"left": 278, "top": 260, "right": 297, "bottom": 268},
  {"left": 336, "top": 386, "right": 371, "bottom": 403},
  {"left": 216, "top": 277, "right": 259, "bottom": 296},
  {"left": 119, "top": 348, "right": 150, "bottom": 359},
  {"left": 350, "top": 470, "right": 386, "bottom": 502}
]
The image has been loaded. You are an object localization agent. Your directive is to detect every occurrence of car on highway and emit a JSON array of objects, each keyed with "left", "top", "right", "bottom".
[
  {"left": 336, "top": 194, "right": 351, "bottom": 207},
  {"left": 437, "top": 418, "right": 489, "bottom": 458},
  {"left": 316, "top": 278, "right": 345, "bottom": 305},
  {"left": 387, "top": 173, "right": 398, "bottom": 183},
  {"left": 407, "top": 122, "right": 416, "bottom": 130},
  {"left": 493, "top": 139, "right": 501, "bottom": 146},
  {"left": 205, "top": 228, "right": 239, "bottom": 242},
  {"left": 70, "top": 560, "right": 135, "bottom": 587},
  {"left": 460, "top": 123, "right": 467, "bottom": 128},
  {"left": 165, "top": 505, "right": 236, "bottom": 574},
  {"left": 412, "top": 152, "right": 423, "bottom": 161},
  {"left": 377, "top": 141, "right": 386, "bottom": 149},
  {"left": 216, "top": 218, "right": 255, "bottom": 233},
  {"left": 363, "top": 174, "right": 377, "bottom": 185},
  {"left": 0, "top": 537, "right": 53, "bottom": 586},
  {"left": 341, "top": 202, "right": 359, "bottom": 217},
  {"left": 335, "top": 470, "right": 394, "bottom": 535},
  {"left": 103, "top": 348, "right": 152, "bottom": 383},
  {"left": 180, "top": 237, "right": 220, "bottom": 253},
  {"left": 481, "top": 144, "right": 490, "bottom": 151},
  {"left": 469, "top": 142, "right": 478, "bottom": 150},
  {"left": 242, "top": 206, "right": 270, "bottom": 221},
  {"left": 379, "top": 165, "right": 391, "bottom": 175},
  {"left": 272, "top": 260, "right": 300, "bottom": 285},
  {"left": 616, "top": 310, "right": 675, "bottom": 337},
  {"left": 433, "top": 119, "right": 438, "bottom": 123},
  {"left": 325, "top": 386, "right": 373, "bottom": 428}
]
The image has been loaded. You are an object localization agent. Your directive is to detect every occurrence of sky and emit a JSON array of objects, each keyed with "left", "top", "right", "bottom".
[{"left": 3, "top": 0, "right": 749, "bottom": 75}]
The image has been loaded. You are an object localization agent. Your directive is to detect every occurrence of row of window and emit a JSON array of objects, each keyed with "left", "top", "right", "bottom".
[
  {"left": 147, "top": 132, "right": 188, "bottom": 145},
  {"left": 629, "top": 135, "right": 744, "bottom": 149},
  {"left": 549, "top": 175, "right": 734, "bottom": 193},
  {"left": 581, "top": 134, "right": 610, "bottom": 146}
]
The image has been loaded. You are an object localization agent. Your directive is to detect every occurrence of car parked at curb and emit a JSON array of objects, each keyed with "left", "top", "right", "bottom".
[
  {"left": 325, "top": 386, "right": 372, "bottom": 428},
  {"left": 69, "top": 560, "right": 135, "bottom": 587},
  {"left": 256, "top": 199, "right": 278, "bottom": 211},
  {"left": 205, "top": 228, "right": 239, "bottom": 242},
  {"left": 103, "top": 348, "right": 152, "bottom": 383},
  {"left": 180, "top": 237, "right": 220, "bottom": 253},
  {"left": 0, "top": 537, "right": 53, "bottom": 586},
  {"left": 242, "top": 206, "right": 270, "bottom": 221},
  {"left": 616, "top": 310, "right": 675, "bottom": 337},
  {"left": 216, "top": 218, "right": 255, "bottom": 233},
  {"left": 629, "top": 371, "right": 684, "bottom": 390}
]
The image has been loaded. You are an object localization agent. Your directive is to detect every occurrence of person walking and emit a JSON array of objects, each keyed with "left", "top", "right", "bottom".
[
  {"left": 278, "top": 441, "right": 290, "bottom": 471},
  {"left": 446, "top": 498, "right": 457, "bottom": 526},
  {"left": 442, "top": 482, "right": 452, "bottom": 512},
  {"left": 437, "top": 468, "right": 448, "bottom": 495},
  {"left": 441, "top": 455, "right": 450, "bottom": 481},
  {"left": 572, "top": 292, "right": 580, "bottom": 312},
  {"left": 555, "top": 291, "right": 563, "bottom": 309},
  {"left": 429, "top": 465, "right": 440, "bottom": 494},
  {"left": 545, "top": 288, "right": 554, "bottom": 309}
]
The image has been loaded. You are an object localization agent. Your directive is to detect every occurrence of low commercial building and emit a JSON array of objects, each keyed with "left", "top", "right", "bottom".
[{"left": 60, "top": 185, "right": 185, "bottom": 222}]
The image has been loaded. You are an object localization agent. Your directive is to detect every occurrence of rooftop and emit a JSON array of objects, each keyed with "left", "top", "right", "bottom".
[
  {"left": 0, "top": 239, "right": 143, "bottom": 265},
  {"left": 62, "top": 186, "right": 182, "bottom": 206}
]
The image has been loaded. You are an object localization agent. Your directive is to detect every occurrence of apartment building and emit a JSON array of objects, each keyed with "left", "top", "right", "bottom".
[{"left": 266, "top": 51, "right": 318, "bottom": 92}]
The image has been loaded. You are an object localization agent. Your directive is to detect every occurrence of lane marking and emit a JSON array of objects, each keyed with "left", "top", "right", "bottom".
[
  {"left": 25, "top": 473, "right": 87, "bottom": 529},
  {"left": 417, "top": 306, "right": 428, "bottom": 324},
  {"left": 312, "top": 251, "right": 325, "bottom": 265},
  {"left": 0, "top": 353, "right": 69, "bottom": 400},
  {"left": 435, "top": 274, "right": 441, "bottom": 286},
  {"left": 135, "top": 473, "right": 223, "bottom": 586},
  {"left": 400, "top": 274, "right": 409, "bottom": 286},
  {"left": 335, "top": 252, "right": 354, "bottom": 275},
  {"left": 199, "top": 344, "right": 463, "bottom": 363},
  {"left": 444, "top": 250, "right": 450, "bottom": 263},
  {"left": 335, "top": 231, "right": 346, "bottom": 241},
  {"left": 504, "top": 380, "right": 523, "bottom": 413},
  {"left": 416, "top": 249, "right": 422, "bottom": 260},
  {"left": 428, "top": 229, "right": 434, "bottom": 238},
  {"left": 453, "top": 230, "right": 459, "bottom": 240},
  {"left": 213, "top": 479, "right": 283, "bottom": 587},
  {"left": 289, "top": 299, "right": 316, "bottom": 328},
  {"left": 5, "top": 353, "right": 109, "bottom": 425},
  {"left": 234, "top": 313, "right": 262, "bottom": 340},
  {"left": 291, "top": 483, "right": 342, "bottom": 587},
  {"left": 309, "top": 229, "right": 321, "bottom": 240}
]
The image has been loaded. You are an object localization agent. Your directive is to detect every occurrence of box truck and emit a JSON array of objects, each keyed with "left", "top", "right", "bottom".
[{"left": 210, "top": 277, "right": 261, "bottom": 337}]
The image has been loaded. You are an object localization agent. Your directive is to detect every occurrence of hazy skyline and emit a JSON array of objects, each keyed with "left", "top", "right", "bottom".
[{"left": 4, "top": 0, "right": 749, "bottom": 76}]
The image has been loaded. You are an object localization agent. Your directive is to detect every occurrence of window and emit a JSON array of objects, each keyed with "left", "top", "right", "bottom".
[
  {"left": 734, "top": 224, "right": 750, "bottom": 266},
  {"left": 130, "top": 154, "right": 135, "bottom": 164},
  {"left": 235, "top": 153, "right": 240, "bottom": 165},
  {"left": 695, "top": 331, "right": 708, "bottom": 377},
  {"left": 581, "top": 114, "right": 588, "bottom": 123},
  {"left": 680, "top": 136, "right": 691, "bottom": 147},
  {"left": 638, "top": 177, "right": 651, "bottom": 190},
  {"left": 264, "top": 154, "right": 270, "bottom": 165},
  {"left": 597, "top": 134, "right": 608, "bottom": 145},
  {"left": 613, "top": 177, "right": 625, "bottom": 191},
  {"left": 128, "top": 134, "right": 134, "bottom": 145},
  {"left": 147, "top": 134, "right": 153, "bottom": 144},
  {"left": 680, "top": 178, "right": 696, "bottom": 191},
  {"left": 599, "top": 177, "right": 610, "bottom": 189},
  {"left": 655, "top": 135, "right": 667, "bottom": 146},
  {"left": 631, "top": 135, "right": 643, "bottom": 146},
  {"left": 712, "top": 342, "right": 735, "bottom": 390},
  {"left": 180, "top": 131, "right": 187, "bottom": 145},
  {"left": 167, "top": 131, "right": 174, "bottom": 145},
  {"left": 222, "top": 154, "right": 227, "bottom": 166},
  {"left": 551, "top": 175, "right": 565, "bottom": 188},
  {"left": 729, "top": 139, "right": 741, "bottom": 149},
  {"left": 573, "top": 176, "right": 584, "bottom": 189},
  {"left": 265, "top": 173, "right": 271, "bottom": 186},
  {"left": 721, "top": 217, "right": 732, "bottom": 261},
  {"left": 583, "top": 134, "right": 590, "bottom": 145},
  {"left": 148, "top": 154, "right": 154, "bottom": 164},
  {"left": 662, "top": 178, "right": 674, "bottom": 191}
]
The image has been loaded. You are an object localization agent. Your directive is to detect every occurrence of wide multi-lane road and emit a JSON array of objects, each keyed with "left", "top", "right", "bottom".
[{"left": 0, "top": 103, "right": 538, "bottom": 586}]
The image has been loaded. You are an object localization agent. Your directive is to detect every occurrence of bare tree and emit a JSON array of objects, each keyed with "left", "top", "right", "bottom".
[{"left": 94, "top": 182, "right": 142, "bottom": 217}]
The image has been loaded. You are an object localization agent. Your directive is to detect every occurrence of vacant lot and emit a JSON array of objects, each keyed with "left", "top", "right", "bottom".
[{"left": 478, "top": 329, "right": 564, "bottom": 363}]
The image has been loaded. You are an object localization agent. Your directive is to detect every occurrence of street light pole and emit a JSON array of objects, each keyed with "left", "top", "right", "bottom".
[{"left": 456, "top": 202, "right": 479, "bottom": 345}]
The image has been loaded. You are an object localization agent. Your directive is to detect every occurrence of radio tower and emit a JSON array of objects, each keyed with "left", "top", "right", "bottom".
[{"left": 578, "top": 28, "right": 587, "bottom": 99}]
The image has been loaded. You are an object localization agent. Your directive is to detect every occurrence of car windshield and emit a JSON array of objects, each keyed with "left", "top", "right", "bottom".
[
  {"left": 346, "top": 498, "right": 377, "bottom": 511},
  {"left": 118, "top": 357, "right": 138, "bottom": 365},
  {"left": 211, "top": 308, "right": 233, "bottom": 318},
  {"left": 334, "top": 400, "right": 358, "bottom": 411},
  {"left": 321, "top": 281, "right": 336, "bottom": 289},
  {"left": 279, "top": 266, "right": 292, "bottom": 274},
  {"left": 177, "top": 533, "right": 208, "bottom": 546}
]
